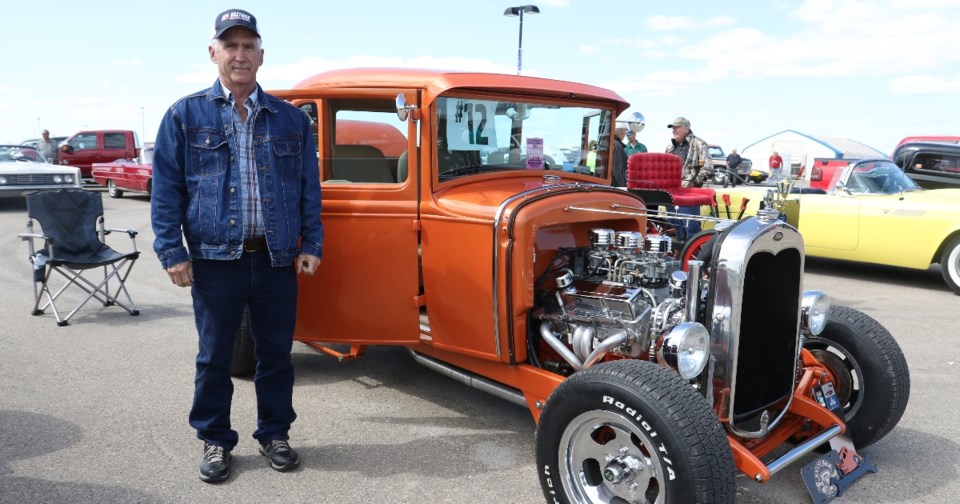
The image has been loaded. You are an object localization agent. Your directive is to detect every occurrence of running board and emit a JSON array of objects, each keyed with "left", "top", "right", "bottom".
[{"left": 407, "top": 349, "right": 527, "bottom": 408}]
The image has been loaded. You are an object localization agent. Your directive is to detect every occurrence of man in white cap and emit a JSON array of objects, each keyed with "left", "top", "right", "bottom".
[
  {"left": 665, "top": 116, "right": 712, "bottom": 187},
  {"left": 151, "top": 8, "right": 323, "bottom": 483}
]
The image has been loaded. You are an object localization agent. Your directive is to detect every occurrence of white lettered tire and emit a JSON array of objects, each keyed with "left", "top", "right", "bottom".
[
  {"left": 536, "top": 360, "right": 734, "bottom": 504},
  {"left": 941, "top": 236, "right": 960, "bottom": 295}
]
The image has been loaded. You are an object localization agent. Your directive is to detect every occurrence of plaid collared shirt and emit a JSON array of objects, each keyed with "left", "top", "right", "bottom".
[{"left": 227, "top": 90, "right": 264, "bottom": 239}]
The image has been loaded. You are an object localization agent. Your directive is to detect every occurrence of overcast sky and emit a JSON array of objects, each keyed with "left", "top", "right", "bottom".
[{"left": 2, "top": 0, "right": 958, "bottom": 155}]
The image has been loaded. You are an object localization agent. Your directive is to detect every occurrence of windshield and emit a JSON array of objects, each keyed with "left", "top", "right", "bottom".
[
  {"left": 843, "top": 159, "right": 921, "bottom": 194},
  {"left": 435, "top": 96, "right": 613, "bottom": 181}
]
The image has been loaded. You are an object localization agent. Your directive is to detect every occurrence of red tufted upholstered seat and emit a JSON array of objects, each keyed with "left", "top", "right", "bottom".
[{"left": 627, "top": 153, "right": 715, "bottom": 206}]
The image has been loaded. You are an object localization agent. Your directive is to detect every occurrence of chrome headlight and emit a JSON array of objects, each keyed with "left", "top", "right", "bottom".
[
  {"left": 0, "top": 175, "right": 7, "bottom": 185},
  {"left": 64, "top": 174, "right": 74, "bottom": 183},
  {"left": 53, "top": 175, "right": 64, "bottom": 183},
  {"left": 657, "top": 322, "right": 710, "bottom": 379},
  {"left": 801, "top": 290, "right": 830, "bottom": 335}
]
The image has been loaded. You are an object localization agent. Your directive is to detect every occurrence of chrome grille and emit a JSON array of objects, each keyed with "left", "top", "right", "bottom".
[
  {"left": 708, "top": 217, "right": 805, "bottom": 437},
  {"left": 9, "top": 173, "right": 62, "bottom": 185}
]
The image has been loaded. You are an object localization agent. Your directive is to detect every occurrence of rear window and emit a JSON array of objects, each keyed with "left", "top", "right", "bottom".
[
  {"left": 912, "top": 152, "right": 960, "bottom": 175},
  {"left": 104, "top": 133, "right": 128, "bottom": 149}
]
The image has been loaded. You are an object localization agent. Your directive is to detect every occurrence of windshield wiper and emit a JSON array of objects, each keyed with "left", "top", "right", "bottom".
[{"left": 438, "top": 165, "right": 484, "bottom": 180}]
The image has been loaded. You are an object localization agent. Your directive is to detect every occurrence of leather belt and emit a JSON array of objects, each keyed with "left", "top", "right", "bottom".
[{"left": 243, "top": 236, "right": 267, "bottom": 253}]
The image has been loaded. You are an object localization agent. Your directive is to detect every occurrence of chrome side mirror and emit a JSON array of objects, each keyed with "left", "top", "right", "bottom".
[
  {"left": 627, "top": 111, "right": 645, "bottom": 133},
  {"left": 396, "top": 93, "right": 418, "bottom": 122}
]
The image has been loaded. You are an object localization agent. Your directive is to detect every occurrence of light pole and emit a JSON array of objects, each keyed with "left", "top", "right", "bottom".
[{"left": 503, "top": 5, "right": 539, "bottom": 75}]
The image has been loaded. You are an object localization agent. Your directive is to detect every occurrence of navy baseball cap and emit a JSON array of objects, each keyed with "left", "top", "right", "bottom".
[{"left": 213, "top": 9, "right": 260, "bottom": 39}]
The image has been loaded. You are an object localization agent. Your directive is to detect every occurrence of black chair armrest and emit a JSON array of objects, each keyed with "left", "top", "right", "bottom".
[{"left": 104, "top": 228, "right": 139, "bottom": 238}]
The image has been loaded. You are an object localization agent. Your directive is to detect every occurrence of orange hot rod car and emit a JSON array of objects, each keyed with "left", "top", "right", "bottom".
[{"left": 230, "top": 69, "right": 909, "bottom": 503}]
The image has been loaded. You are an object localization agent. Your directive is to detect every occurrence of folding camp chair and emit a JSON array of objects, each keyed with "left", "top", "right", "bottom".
[{"left": 19, "top": 189, "right": 141, "bottom": 326}]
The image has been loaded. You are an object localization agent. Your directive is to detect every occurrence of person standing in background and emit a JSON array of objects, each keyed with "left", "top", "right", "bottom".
[
  {"left": 769, "top": 151, "right": 784, "bottom": 180},
  {"left": 624, "top": 129, "right": 647, "bottom": 157},
  {"left": 611, "top": 126, "right": 628, "bottom": 187},
  {"left": 726, "top": 148, "right": 743, "bottom": 186},
  {"left": 37, "top": 130, "right": 58, "bottom": 163},
  {"left": 665, "top": 117, "right": 711, "bottom": 187}
]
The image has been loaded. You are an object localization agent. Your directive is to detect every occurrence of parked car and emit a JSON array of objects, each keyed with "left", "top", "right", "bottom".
[
  {"left": 58, "top": 129, "right": 141, "bottom": 179},
  {"left": 91, "top": 160, "right": 150, "bottom": 198},
  {"left": 894, "top": 135, "right": 960, "bottom": 150},
  {"left": 21, "top": 136, "right": 68, "bottom": 150},
  {"left": 0, "top": 145, "right": 81, "bottom": 198},
  {"left": 714, "top": 159, "right": 960, "bottom": 294},
  {"left": 707, "top": 144, "right": 753, "bottom": 185},
  {"left": 892, "top": 141, "right": 960, "bottom": 189},
  {"left": 90, "top": 149, "right": 153, "bottom": 198},
  {"left": 227, "top": 68, "right": 909, "bottom": 503},
  {"left": 808, "top": 158, "right": 862, "bottom": 191}
]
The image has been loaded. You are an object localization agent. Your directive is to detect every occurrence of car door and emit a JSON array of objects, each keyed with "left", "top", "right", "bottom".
[
  {"left": 282, "top": 90, "right": 423, "bottom": 346},
  {"left": 796, "top": 192, "right": 860, "bottom": 253},
  {"left": 61, "top": 132, "right": 99, "bottom": 176}
]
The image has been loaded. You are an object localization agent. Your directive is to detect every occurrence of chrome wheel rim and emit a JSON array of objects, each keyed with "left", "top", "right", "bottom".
[
  {"left": 806, "top": 337, "right": 865, "bottom": 420},
  {"left": 108, "top": 179, "right": 117, "bottom": 196},
  {"left": 559, "top": 410, "right": 666, "bottom": 503}
]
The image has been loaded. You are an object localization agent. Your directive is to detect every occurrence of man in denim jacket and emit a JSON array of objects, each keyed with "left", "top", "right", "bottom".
[{"left": 150, "top": 8, "right": 322, "bottom": 483}]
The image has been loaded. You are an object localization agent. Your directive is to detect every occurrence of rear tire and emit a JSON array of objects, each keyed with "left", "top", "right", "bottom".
[
  {"left": 804, "top": 306, "right": 910, "bottom": 448},
  {"left": 107, "top": 179, "right": 123, "bottom": 198},
  {"left": 940, "top": 236, "right": 960, "bottom": 295},
  {"left": 536, "top": 360, "right": 734, "bottom": 504}
]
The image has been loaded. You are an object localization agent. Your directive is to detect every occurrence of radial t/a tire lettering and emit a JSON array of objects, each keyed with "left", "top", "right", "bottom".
[
  {"left": 804, "top": 305, "right": 910, "bottom": 448},
  {"left": 536, "top": 360, "right": 734, "bottom": 504}
]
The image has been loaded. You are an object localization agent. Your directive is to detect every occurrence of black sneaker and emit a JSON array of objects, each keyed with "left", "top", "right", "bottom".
[
  {"left": 199, "top": 442, "right": 231, "bottom": 483},
  {"left": 259, "top": 439, "right": 300, "bottom": 472}
]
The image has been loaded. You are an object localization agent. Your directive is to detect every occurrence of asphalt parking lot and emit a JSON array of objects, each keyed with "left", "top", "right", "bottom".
[{"left": 1, "top": 193, "right": 958, "bottom": 504}]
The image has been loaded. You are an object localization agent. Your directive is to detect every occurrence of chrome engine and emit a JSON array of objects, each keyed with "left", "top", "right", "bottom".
[
  {"left": 535, "top": 229, "right": 694, "bottom": 373},
  {"left": 534, "top": 214, "right": 818, "bottom": 438}
]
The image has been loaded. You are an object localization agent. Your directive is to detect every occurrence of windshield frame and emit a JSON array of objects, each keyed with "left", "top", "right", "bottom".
[
  {"left": 432, "top": 92, "right": 616, "bottom": 186},
  {"left": 838, "top": 158, "right": 922, "bottom": 195}
]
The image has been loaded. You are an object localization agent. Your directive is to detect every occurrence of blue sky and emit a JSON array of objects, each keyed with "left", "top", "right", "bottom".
[{"left": 2, "top": 0, "right": 958, "bottom": 155}]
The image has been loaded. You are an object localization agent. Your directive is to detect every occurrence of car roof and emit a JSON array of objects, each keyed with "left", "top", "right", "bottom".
[{"left": 272, "top": 67, "right": 630, "bottom": 111}]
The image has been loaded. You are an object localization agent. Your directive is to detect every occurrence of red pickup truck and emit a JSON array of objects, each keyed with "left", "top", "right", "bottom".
[{"left": 58, "top": 129, "right": 141, "bottom": 179}]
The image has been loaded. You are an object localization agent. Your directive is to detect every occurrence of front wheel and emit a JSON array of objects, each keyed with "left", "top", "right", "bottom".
[
  {"left": 940, "top": 236, "right": 960, "bottom": 295},
  {"left": 536, "top": 360, "right": 734, "bottom": 504},
  {"left": 713, "top": 170, "right": 726, "bottom": 185},
  {"left": 680, "top": 230, "right": 718, "bottom": 272},
  {"left": 804, "top": 305, "right": 910, "bottom": 448},
  {"left": 107, "top": 179, "right": 123, "bottom": 198}
]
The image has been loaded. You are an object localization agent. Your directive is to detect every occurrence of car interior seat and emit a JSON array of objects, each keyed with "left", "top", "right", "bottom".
[{"left": 332, "top": 144, "right": 395, "bottom": 183}]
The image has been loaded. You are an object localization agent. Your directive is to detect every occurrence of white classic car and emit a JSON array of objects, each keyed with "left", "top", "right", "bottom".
[{"left": 0, "top": 145, "right": 81, "bottom": 198}]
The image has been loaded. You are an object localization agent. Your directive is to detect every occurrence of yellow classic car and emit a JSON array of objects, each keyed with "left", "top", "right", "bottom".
[{"left": 712, "top": 158, "right": 960, "bottom": 294}]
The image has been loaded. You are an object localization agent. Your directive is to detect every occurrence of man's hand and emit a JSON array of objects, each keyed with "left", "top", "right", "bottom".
[
  {"left": 166, "top": 261, "right": 193, "bottom": 287},
  {"left": 296, "top": 254, "right": 321, "bottom": 276}
]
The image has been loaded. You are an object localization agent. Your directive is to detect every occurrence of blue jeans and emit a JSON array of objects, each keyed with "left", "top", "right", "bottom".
[
  {"left": 673, "top": 205, "right": 702, "bottom": 241},
  {"left": 189, "top": 249, "right": 298, "bottom": 450}
]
